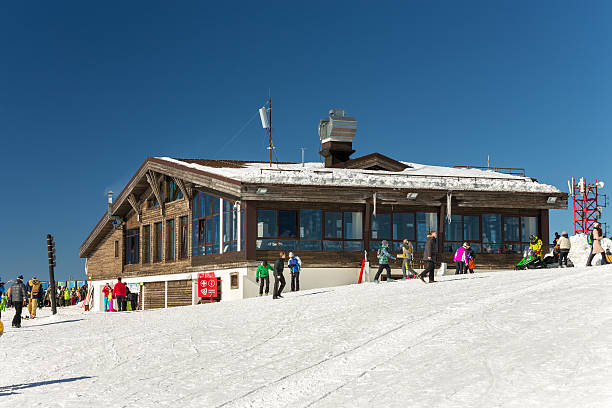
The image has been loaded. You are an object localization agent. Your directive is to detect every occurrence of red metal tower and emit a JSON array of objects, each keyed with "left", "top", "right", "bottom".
[{"left": 572, "top": 178, "right": 604, "bottom": 235}]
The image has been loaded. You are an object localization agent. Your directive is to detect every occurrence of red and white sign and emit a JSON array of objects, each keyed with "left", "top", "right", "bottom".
[{"left": 198, "top": 272, "right": 217, "bottom": 298}]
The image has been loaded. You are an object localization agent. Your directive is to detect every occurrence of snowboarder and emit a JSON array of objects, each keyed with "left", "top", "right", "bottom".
[
  {"left": 27, "top": 277, "right": 41, "bottom": 318},
  {"left": 273, "top": 251, "right": 286, "bottom": 299},
  {"left": 374, "top": 240, "right": 396, "bottom": 283},
  {"left": 256, "top": 260, "right": 273, "bottom": 296},
  {"left": 586, "top": 222, "right": 608, "bottom": 266},
  {"left": 8, "top": 275, "right": 27, "bottom": 328},
  {"left": 288, "top": 252, "right": 301, "bottom": 292},
  {"left": 557, "top": 231, "right": 571, "bottom": 267},
  {"left": 454, "top": 243, "right": 469, "bottom": 274},
  {"left": 400, "top": 239, "right": 417, "bottom": 279},
  {"left": 419, "top": 231, "right": 437, "bottom": 283}
]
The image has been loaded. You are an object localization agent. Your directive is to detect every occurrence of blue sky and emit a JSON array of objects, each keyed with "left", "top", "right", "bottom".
[{"left": 1, "top": 1, "right": 610, "bottom": 281}]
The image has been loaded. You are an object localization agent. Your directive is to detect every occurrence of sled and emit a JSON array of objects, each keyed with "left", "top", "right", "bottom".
[{"left": 606, "top": 253, "right": 612, "bottom": 263}]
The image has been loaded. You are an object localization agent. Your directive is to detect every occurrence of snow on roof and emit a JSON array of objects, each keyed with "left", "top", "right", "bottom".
[{"left": 158, "top": 157, "right": 561, "bottom": 194}]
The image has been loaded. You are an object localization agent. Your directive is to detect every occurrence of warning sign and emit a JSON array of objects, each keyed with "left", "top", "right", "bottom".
[{"left": 198, "top": 272, "right": 217, "bottom": 298}]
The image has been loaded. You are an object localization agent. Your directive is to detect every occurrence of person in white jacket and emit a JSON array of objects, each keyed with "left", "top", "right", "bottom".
[{"left": 557, "top": 231, "right": 571, "bottom": 267}]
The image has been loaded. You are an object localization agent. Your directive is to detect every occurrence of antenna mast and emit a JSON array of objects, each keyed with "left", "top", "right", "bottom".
[{"left": 268, "top": 97, "right": 272, "bottom": 167}]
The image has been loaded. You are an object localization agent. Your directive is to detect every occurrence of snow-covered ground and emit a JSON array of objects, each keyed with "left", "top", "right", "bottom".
[{"left": 2, "top": 265, "right": 612, "bottom": 407}]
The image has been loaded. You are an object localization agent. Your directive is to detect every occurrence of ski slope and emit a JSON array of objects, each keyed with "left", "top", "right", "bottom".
[{"left": 2, "top": 266, "right": 612, "bottom": 407}]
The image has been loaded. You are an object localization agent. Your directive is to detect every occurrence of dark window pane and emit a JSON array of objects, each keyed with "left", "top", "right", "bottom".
[
  {"left": 392, "top": 213, "right": 415, "bottom": 241},
  {"left": 464, "top": 216, "right": 480, "bottom": 242},
  {"left": 503, "top": 217, "right": 520, "bottom": 242},
  {"left": 482, "top": 214, "right": 501, "bottom": 243},
  {"left": 371, "top": 213, "right": 391, "bottom": 240},
  {"left": 299, "top": 241, "right": 322, "bottom": 251},
  {"left": 344, "top": 241, "right": 363, "bottom": 251},
  {"left": 417, "top": 212, "right": 438, "bottom": 242},
  {"left": 323, "top": 240, "right": 343, "bottom": 251},
  {"left": 344, "top": 212, "right": 363, "bottom": 239},
  {"left": 300, "top": 210, "right": 322, "bottom": 240},
  {"left": 279, "top": 211, "right": 297, "bottom": 237},
  {"left": 324, "top": 212, "right": 342, "bottom": 239},
  {"left": 257, "top": 210, "right": 277, "bottom": 238},
  {"left": 277, "top": 240, "right": 297, "bottom": 250},
  {"left": 521, "top": 217, "right": 538, "bottom": 242},
  {"left": 446, "top": 214, "right": 463, "bottom": 242}
]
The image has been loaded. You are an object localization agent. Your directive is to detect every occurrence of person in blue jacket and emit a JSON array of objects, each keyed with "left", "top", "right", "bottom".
[
  {"left": 374, "top": 240, "right": 396, "bottom": 283},
  {"left": 288, "top": 252, "right": 302, "bottom": 292}
]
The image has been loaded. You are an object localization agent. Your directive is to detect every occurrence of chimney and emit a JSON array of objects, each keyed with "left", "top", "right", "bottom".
[
  {"left": 107, "top": 191, "right": 114, "bottom": 218},
  {"left": 319, "top": 109, "right": 356, "bottom": 167}
]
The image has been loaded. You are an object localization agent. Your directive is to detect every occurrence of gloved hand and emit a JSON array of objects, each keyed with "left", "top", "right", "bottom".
[{"left": 256, "top": 277, "right": 259, "bottom": 283}]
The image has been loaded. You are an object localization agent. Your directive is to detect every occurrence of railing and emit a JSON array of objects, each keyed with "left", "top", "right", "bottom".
[{"left": 453, "top": 166, "right": 526, "bottom": 177}]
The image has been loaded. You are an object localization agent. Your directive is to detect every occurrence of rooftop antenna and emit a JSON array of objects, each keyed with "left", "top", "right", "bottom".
[
  {"left": 487, "top": 155, "right": 490, "bottom": 168},
  {"left": 300, "top": 147, "right": 306, "bottom": 167},
  {"left": 258, "top": 95, "right": 273, "bottom": 166}
]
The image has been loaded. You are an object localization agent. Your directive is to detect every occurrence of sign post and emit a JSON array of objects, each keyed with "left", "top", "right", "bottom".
[{"left": 197, "top": 272, "right": 217, "bottom": 300}]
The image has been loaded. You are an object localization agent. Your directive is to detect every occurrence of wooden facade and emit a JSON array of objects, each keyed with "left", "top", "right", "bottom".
[{"left": 80, "top": 154, "right": 568, "bottom": 308}]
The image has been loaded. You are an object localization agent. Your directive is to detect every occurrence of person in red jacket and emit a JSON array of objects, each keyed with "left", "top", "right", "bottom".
[{"left": 113, "top": 278, "right": 127, "bottom": 312}]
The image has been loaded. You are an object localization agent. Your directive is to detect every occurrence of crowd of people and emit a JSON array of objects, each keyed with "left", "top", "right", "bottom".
[
  {"left": 0, "top": 276, "right": 90, "bottom": 328},
  {"left": 102, "top": 277, "right": 138, "bottom": 312}
]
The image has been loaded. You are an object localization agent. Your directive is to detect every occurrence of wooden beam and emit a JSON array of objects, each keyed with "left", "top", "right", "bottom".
[
  {"left": 173, "top": 177, "right": 191, "bottom": 201},
  {"left": 127, "top": 194, "right": 141, "bottom": 221},
  {"left": 146, "top": 171, "right": 164, "bottom": 215}
]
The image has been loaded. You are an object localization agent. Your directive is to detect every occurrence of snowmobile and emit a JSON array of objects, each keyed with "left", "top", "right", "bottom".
[{"left": 515, "top": 248, "right": 545, "bottom": 270}]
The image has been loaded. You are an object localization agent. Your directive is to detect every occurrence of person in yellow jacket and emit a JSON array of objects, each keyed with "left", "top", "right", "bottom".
[
  {"left": 63, "top": 287, "right": 71, "bottom": 306},
  {"left": 28, "top": 277, "right": 42, "bottom": 318},
  {"left": 529, "top": 235, "right": 543, "bottom": 259}
]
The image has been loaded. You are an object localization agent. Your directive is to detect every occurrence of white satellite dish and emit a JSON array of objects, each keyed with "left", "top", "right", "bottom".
[
  {"left": 597, "top": 181, "right": 605, "bottom": 189},
  {"left": 259, "top": 107, "right": 269, "bottom": 129}
]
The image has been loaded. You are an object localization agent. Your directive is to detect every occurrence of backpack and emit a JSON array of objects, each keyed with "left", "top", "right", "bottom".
[{"left": 587, "top": 232, "right": 593, "bottom": 245}]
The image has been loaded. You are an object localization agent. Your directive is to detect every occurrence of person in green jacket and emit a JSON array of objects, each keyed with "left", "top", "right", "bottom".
[
  {"left": 256, "top": 260, "right": 274, "bottom": 296},
  {"left": 63, "top": 288, "right": 71, "bottom": 306}
]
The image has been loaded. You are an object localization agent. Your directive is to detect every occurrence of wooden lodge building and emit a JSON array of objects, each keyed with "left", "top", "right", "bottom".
[{"left": 79, "top": 109, "right": 568, "bottom": 310}]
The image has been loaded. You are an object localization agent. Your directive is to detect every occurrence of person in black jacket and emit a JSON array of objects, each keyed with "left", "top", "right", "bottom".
[
  {"left": 273, "top": 251, "right": 286, "bottom": 299},
  {"left": 419, "top": 231, "right": 437, "bottom": 283}
]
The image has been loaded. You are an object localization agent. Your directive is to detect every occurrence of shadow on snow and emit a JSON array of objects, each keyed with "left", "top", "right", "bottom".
[{"left": 0, "top": 376, "right": 93, "bottom": 396}]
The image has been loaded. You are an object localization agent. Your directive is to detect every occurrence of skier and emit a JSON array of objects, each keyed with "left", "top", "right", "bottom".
[
  {"left": 419, "top": 231, "right": 437, "bottom": 283},
  {"left": 557, "top": 231, "right": 571, "bottom": 267},
  {"left": 374, "top": 240, "right": 396, "bottom": 283},
  {"left": 27, "top": 277, "right": 42, "bottom": 318},
  {"left": 273, "top": 251, "right": 286, "bottom": 299},
  {"left": 114, "top": 277, "right": 127, "bottom": 311},
  {"left": 586, "top": 222, "right": 608, "bottom": 266},
  {"left": 400, "top": 239, "right": 417, "bottom": 279},
  {"left": 288, "top": 252, "right": 301, "bottom": 292},
  {"left": 454, "top": 243, "right": 469, "bottom": 275},
  {"left": 256, "top": 260, "right": 273, "bottom": 296},
  {"left": 8, "top": 275, "right": 27, "bottom": 328}
]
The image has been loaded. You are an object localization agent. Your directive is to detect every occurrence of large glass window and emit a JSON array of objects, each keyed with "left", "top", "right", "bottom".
[
  {"left": 257, "top": 210, "right": 277, "bottom": 238},
  {"left": 503, "top": 217, "right": 520, "bottom": 242},
  {"left": 393, "top": 213, "right": 415, "bottom": 241},
  {"left": 371, "top": 213, "right": 391, "bottom": 240},
  {"left": 279, "top": 211, "right": 297, "bottom": 237},
  {"left": 154, "top": 222, "right": 163, "bottom": 262},
  {"left": 142, "top": 225, "right": 150, "bottom": 264},
  {"left": 300, "top": 210, "right": 322, "bottom": 251},
  {"left": 482, "top": 214, "right": 502, "bottom": 244},
  {"left": 324, "top": 212, "right": 342, "bottom": 239},
  {"left": 521, "top": 216, "right": 538, "bottom": 242},
  {"left": 192, "top": 192, "right": 220, "bottom": 256},
  {"left": 446, "top": 214, "right": 463, "bottom": 242},
  {"left": 464, "top": 216, "right": 480, "bottom": 241},
  {"left": 344, "top": 212, "right": 363, "bottom": 239},
  {"left": 125, "top": 228, "right": 140, "bottom": 265},
  {"left": 168, "top": 179, "right": 183, "bottom": 202},
  {"left": 166, "top": 218, "right": 175, "bottom": 261},
  {"left": 179, "top": 216, "right": 188, "bottom": 259}
]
